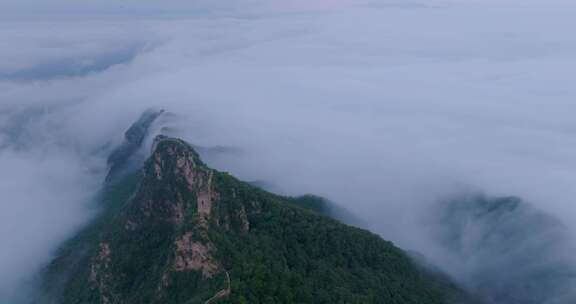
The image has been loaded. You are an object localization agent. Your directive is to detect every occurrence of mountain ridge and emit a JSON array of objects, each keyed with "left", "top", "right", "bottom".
[{"left": 37, "top": 129, "right": 474, "bottom": 303}]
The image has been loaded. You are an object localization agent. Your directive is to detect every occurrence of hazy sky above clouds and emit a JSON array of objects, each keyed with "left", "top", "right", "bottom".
[
  {"left": 0, "top": 0, "right": 210, "bottom": 13},
  {"left": 1, "top": 0, "right": 576, "bottom": 302}
]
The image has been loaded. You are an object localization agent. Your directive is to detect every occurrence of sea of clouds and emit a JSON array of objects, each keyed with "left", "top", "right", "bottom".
[{"left": 1, "top": 0, "right": 576, "bottom": 302}]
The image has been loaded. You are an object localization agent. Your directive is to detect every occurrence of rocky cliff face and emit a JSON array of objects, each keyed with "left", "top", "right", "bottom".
[
  {"left": 94, "top": 136, "right": 223, "bottom": 301},
  {"left": 39, "top": 134, "right": 472, "bottom": 304}
]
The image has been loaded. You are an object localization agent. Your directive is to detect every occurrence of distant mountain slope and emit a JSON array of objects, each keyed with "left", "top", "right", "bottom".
[
  {"left": 106, "top": 109, "right": 164, "bottom": 183},
  {"left": 430, "top": 194, "right": 576, "bottom": 304},
  {"left": 38, "top": 134, "right": 472, "bottom": 304},
  {"left": 289, "top": 194, "right": 365, "bottom": 228}
]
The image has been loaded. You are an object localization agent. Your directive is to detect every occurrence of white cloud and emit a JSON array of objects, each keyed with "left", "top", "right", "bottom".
[{"left": 1, "top": 0, "right": 576, "bottom": 302}]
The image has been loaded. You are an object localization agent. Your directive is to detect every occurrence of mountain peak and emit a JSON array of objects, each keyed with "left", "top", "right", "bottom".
[
  {"left": 143, "top": 135, "right": 217, "bottom": 229},
  {"left": 40, "top": 135, "right": 474, "bottom": 304},
  {"left": 151, "top": 135, "right": 204, "bottom": 171}
]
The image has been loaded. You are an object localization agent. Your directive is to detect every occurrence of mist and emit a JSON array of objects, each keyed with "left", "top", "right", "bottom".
[{"left": 1, "top": 0, "right": 576, "bottom": 302}]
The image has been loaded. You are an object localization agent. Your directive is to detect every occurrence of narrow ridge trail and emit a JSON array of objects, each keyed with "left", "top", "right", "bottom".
[{"left": 204, "top": 271, "right": 230, "bottom": 304}]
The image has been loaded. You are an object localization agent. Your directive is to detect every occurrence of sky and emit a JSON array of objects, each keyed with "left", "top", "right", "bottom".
[
  {"left": 1, "top": 0, "right": 576, "bottom": 302},
  {"left": 0, "top": 0, "right": 234, "bottom": 14}
]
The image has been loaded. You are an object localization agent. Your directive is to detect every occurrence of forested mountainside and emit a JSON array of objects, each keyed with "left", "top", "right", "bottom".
[{"left": 35, "top": 113, "right": 474, "bottom": 304}]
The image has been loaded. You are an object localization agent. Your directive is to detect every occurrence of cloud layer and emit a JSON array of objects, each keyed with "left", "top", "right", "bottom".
[{"left": 1, "top": 0, "right": 576, "bottom": 302}]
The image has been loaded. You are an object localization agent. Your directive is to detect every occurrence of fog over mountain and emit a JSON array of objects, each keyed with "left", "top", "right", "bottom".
[{"left": 1, "top": 0, "right": 576, "bottom": 303}]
